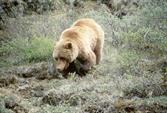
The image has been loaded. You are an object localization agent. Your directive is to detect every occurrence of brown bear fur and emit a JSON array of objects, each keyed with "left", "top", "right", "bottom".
[{"left": 53, "top": 18, "right": 104, "bottom": 74}]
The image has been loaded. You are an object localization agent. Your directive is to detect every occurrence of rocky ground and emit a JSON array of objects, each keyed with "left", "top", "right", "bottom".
[{"left": 0, "top": 0, "right": 167, "bottom": 113}]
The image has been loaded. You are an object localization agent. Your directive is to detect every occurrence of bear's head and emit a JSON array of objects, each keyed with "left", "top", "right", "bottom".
[{"left": 53, "top": 41, "right": 79, "bottom": 72}]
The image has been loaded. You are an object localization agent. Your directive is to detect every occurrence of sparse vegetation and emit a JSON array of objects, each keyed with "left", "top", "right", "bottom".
[{"left": 0, "top": 0, "right": 167, "bottom": 113}]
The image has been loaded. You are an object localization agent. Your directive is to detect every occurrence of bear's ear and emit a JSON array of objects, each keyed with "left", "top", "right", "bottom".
[{"left": 64, "top": 42, "right": 72, "bottom": 49}]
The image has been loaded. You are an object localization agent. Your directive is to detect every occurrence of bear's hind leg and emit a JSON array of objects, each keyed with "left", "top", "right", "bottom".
[{"left": 94, "top": 38, "right": 103, "bottom": 64}]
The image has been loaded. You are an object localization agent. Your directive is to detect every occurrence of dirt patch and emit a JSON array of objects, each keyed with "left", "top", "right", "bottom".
[
  {"left": 0, "top": 96, "right": 28, "bottom": 113},
  {"left": 13, "top": 62, "right": 49, "bottom": 78},
  {"left": 0, "top": 73, "right": 17, "bottom": 87}
]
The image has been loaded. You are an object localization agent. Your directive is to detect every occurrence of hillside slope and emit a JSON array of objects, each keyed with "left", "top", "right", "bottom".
[{"left": 0, "top": 0, "right": 167, "bottom": 113}]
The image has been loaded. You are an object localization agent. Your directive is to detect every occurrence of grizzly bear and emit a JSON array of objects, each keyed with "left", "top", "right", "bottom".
[{"left": 53, "top": 18, "right": 104, "bottom": 75}]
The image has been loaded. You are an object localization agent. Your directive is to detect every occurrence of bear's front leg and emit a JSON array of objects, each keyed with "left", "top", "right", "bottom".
[{"left": 81, "top": 51, "right": 96, "bottom": 71}]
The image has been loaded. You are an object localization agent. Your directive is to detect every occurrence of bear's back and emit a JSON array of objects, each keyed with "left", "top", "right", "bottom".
[{"left": 72, "top": 18, "right": 104, "bottom": 39}]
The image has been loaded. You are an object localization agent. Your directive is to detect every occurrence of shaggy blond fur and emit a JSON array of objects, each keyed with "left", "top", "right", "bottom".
[{"left": 53, "top": 18, "right": 104, "bottom": 72}]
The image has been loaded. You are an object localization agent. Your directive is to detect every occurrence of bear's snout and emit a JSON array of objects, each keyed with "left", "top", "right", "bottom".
[
  {"left": 56, "top": 65, "right": 65, "bottom": 72},
  {"left": 57, "top": 68, "right": 63, "bottom": 72},
  {"left": 56, "top": 60, "right": 69, "bottom": 73}
]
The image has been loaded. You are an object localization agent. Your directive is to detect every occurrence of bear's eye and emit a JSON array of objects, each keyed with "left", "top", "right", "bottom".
[
  {"left": 54, "top": 57, "right": 58, "bottom": 61},
  {"left": 60, "top": 57, "right": 65, "bottom": 60}
]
